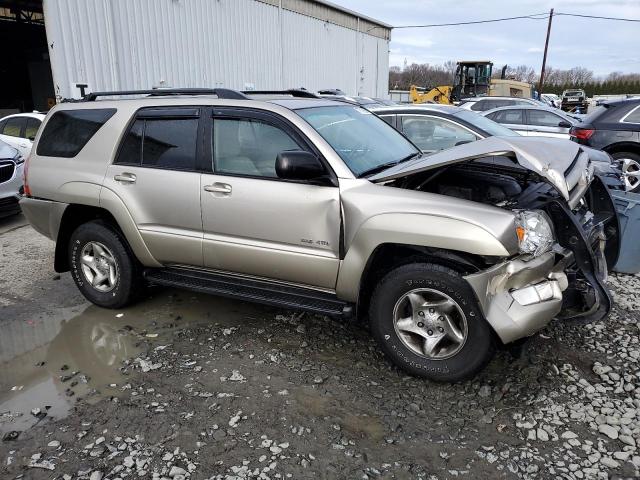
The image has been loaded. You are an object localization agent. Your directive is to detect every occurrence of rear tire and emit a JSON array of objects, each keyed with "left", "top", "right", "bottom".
[
  {"left": 611, "top": 152, "right": 640, "bottom": 193},
  {"left": 69, "top": 220, "right": 143, "bottom": 309},
  {"left": 368, "top": 263, "right": 495, "bottom": 382}
]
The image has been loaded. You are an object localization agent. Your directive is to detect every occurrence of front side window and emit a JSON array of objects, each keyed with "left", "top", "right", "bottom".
[
  {"left": 297, "top": 106, "right": 418, "bottom": 177},
  {"left": 491, "top": 109, "right": 524, "bottom": 125},
  {"left": 527, "top": 110, "right": 565, "bottom": 127},
  {"left": 400, "top": 115, "right": 478, "bottom": 152},
  {"left": 37, "top": 109, "right": 116, "bottom": 157},
  {"left": 213, "top": 118, "right": 300, "bottom": 178},
  {"left": 2, "top": 118, "right": 25, "bottom": 137},
  {"left": 115, "top": 117, "right": 198, "bottom": 171}
]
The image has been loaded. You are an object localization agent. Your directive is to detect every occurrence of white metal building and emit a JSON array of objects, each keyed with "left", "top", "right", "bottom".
[{"left": 36, "top": 0, "right": 391, "bottom": 102}]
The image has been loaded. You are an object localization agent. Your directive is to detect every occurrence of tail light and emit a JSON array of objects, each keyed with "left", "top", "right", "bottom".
[
  {"left": 569, "top": 127, "right": 595, "bottom": 141},
  {"left": 22, "top": 154, "right": 31, "bottom": 197}
]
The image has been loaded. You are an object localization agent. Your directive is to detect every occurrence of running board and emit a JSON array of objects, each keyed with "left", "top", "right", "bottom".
[{"left": 144, "top": 267, "right": 350, "bottom": 317}]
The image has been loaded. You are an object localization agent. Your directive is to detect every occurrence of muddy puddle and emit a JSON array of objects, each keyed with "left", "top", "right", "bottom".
[{"left": 0, "top": 288, "right": 271, "bottom": 438}]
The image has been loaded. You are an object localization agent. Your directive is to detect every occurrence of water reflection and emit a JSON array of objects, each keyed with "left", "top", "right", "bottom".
[{"left": 0, "top": 290, "right": 273, "bottom": 435}]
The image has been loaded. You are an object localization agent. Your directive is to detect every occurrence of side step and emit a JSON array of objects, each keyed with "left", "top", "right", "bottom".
[{"left": 144, "top": 267, "right": 350, "bottom": 317}]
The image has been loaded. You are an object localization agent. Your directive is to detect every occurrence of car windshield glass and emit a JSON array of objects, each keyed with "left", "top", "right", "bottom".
[
  {"left": 565, "top": 91, "right": 583, "bottom": 97},
  {"left": 296, "top": 105, "right": 419, "bottom": 176},
  {"left": 453, "top": 110, "right": 520, "bottom": 137}
]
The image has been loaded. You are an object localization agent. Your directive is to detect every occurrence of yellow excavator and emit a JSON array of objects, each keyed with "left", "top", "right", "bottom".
[{"left": 410, "top": 61, "right": 532, "bottom": 105}]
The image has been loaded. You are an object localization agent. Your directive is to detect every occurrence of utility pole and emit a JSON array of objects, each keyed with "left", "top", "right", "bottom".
[{"left": 538, "top": 8, "right": 554, "bottom": 95}]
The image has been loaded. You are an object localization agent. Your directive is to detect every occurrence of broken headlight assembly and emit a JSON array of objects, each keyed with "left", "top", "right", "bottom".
[{"left": 515, "top": 210, "right": 555, "bottom": 257}]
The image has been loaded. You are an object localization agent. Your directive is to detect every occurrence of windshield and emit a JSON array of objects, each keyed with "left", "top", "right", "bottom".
[
  {"left": 564, "top": 91, "right": 584, "bottom": 97},
  {"left": 453, "top": 110, "right": 520, "bottom": 137},
  {"left": 297, "top": 106, "right": 419, "bottom": 176}
]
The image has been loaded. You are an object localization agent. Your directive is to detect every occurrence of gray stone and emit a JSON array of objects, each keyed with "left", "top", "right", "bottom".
[{"left": 598, "top": 424, "right": 618, "bottom": 439}]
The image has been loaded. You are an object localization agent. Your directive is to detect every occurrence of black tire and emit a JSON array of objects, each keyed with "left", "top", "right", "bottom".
[
  {"left": 611, "top": 151, "right": 640, "bottom": 193},
  {"left": 69, "top": 220, "right": 143, "bottom": 309},
  {"left": 369, "top": 263, "right": 495, "bottom": 382}
]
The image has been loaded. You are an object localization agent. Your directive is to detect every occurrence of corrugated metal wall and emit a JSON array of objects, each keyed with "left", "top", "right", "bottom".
[{"left": 42, "top": 0, "right": 390, "bottom": 100}]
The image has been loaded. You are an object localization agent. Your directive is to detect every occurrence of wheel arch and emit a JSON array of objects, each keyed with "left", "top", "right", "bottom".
[
  {"left": 603, "top": 142, "right": 640, "bottom": 156},
  {"left": 54, "top": 202, "right": 160, "bottom": 273},
  {"left": 349, "top": 242, "right": 498, "bottom": 322}
]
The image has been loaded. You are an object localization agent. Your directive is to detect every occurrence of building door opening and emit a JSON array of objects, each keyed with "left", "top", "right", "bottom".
[{"left": 0, "top": 1, "right": 54, "bottom": 116}]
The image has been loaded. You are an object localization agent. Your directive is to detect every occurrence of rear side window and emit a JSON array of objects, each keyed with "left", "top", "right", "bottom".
[
  {"left": 37, "top": 109, "right": 116, "bottom": 157},
  {"left": 143, "top": 119, "right": 198, "bottom": 169},
  {"left": 24, "top": 118, "right": 41, "bottom": 139},
  {"left": 116, "top": 110, "right": 200, "bottom": 171},
  {"left": 2, "top": 117, "right": 25, "bottom": 137},
  {"left": 491, "top": 109, "right": 524, "bottom": 124},
  {"left": 622, "top": 106, "right": 640, "bottom": 124}
]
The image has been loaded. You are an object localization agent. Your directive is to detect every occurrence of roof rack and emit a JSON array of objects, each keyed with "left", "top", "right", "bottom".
[
  {"left": 77, "top": 88, "right": 249, "bottom": 102},
  {"left": 241, "top": 89, "right": 321, "bottom": 99}
]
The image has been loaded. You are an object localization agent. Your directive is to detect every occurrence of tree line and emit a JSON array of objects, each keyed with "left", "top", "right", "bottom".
[{"left": 389, "top": 62, "right": 640, "bottom": 96}]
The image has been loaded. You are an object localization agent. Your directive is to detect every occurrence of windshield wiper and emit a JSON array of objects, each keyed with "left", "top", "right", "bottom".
[{"left": 357, "top": 152, "right": 421, "bottom": 178}]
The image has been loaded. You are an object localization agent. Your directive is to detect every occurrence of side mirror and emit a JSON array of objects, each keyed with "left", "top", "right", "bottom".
[
  {"left": 276, "top": 151, "right": 325, "bottom": 181},
  {"left": 558, "top": 120, "right": 572, "bottom": 128},
  {"left": 28, "top": 136, "right": 36, "bottom": 141}
]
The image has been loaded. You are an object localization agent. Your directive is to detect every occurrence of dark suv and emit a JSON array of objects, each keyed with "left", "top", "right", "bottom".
[{"left": 570, "top": 99, "right": 640, "bottom": 192}]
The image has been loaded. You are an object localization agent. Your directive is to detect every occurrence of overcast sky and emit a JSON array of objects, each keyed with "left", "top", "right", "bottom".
[{"left": 335, "top": 0, "right": 640, "bottom": 77}]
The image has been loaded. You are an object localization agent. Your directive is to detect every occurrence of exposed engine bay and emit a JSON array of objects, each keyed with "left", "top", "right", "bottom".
[{"left": 386, "top": 154, "right": 621, "bottom": 324}]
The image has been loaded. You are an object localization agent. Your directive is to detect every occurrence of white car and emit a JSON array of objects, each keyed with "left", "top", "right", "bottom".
[
  {"left": 481, "top": 105, "right": 579, "bottom": 139},
  {"left": 0, "top": 112, "right": 46, "bottom": 158},
  {"left": 457, "top": 96, "right": 542, "bottom": 112},
  {"left": 0, "top": 140, "right": 25, "bottom": 217}
]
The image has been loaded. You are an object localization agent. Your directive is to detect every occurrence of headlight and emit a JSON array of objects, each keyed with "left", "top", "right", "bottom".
[{"left": 515, "top": 210, "right": 554, "bottom": 256}]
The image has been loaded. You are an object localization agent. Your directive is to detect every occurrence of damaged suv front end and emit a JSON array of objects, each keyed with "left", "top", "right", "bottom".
[{"left": 370, "top": 136, "right": 619, "bottom": 344}]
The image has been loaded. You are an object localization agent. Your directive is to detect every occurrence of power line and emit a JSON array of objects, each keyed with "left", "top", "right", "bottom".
[
  {"left": 392, "top": 13, "right": 549, "bottom": 29},
  {"left": 555, "top": 12, "right": 640, "bottom": 22},
  {"left": 390, "top": 11, "right": 640, "bottom": 29}
]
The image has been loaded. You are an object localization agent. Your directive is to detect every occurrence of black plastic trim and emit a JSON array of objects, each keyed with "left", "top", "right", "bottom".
[{"left": 144, "top": 267, "right": 348, "bottom": 317}]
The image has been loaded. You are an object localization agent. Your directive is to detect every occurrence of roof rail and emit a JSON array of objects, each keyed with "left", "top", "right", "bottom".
[
  {"left": 241, "top": 89, "right": 321, "bottom": 99},
  {"left": 77, "top": 88, "right": 249, "bottom": 102}
]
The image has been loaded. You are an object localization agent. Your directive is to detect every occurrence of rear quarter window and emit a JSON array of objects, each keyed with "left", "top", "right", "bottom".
[{"left": 37, "top": 108, "right": 116, "bottom": 157}]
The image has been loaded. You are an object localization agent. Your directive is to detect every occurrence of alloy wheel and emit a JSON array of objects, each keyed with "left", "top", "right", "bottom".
[
  {"left": 80, "top": 241, "right": 118, "bottom": 293},
  {"left": 621, "top": 158, "right": 640, "bottom": 191},
  {"left": 392, "top": 288, "right": 468, "bottom": 360}
]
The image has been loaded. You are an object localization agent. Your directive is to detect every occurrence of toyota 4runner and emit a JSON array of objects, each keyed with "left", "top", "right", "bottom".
[{"left": 21, "top": 88, "right": 619, "bottom": 382}]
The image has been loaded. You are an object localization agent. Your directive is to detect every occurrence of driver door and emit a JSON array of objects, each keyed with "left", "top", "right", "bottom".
[{"left": 200, "top": 108, "right": 341, "bottom": 289}]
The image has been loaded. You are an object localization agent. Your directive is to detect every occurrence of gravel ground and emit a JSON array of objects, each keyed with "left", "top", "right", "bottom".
[{"left": 1, "top": 219, "right": 639, "bottom": 479}]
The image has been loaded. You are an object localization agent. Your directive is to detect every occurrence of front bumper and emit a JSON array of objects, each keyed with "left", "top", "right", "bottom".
[
  {"left": 464, "top": 249, "right": 571, "bottom": 343},
  {"left": 465, "top": 175, "right": 618, "bottom": 344},
  {"left": 0, "top": 162, "right": 24, "bottom": 216}
]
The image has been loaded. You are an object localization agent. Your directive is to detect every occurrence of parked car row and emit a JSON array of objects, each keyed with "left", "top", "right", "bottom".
[{"left": 18, "top": 87, "right": 621, "bottom": 382}]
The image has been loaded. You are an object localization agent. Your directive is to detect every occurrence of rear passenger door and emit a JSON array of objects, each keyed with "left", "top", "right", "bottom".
[
  {"left": 103, "top": 107, "right": 204, "bottom": 267},
  {"left": 200, "top": 108, "right": 341, "bottom": 289},
  {"left": 525, "top": 109, "right": 571, "bottom": 138}
]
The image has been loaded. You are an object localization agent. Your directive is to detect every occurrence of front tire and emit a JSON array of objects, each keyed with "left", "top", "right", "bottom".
[
  {"left": 69, "top": 220, "right": 142, "bottom": 309},
  {"left": 369, "top": 263, "right": 495, "bottom": 382}
]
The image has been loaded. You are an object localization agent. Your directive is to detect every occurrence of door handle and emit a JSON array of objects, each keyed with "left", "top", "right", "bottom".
[
  {"left": 204, "top": 183, "right": 232, "bottom": 194},
  {"left": 114, "top": 173, "right": 137, "bottom": 183}
]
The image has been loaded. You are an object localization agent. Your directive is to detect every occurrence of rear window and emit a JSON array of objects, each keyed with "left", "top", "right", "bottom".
[{"left": 37, "top": 108, "right": 116, "bottom": 157}]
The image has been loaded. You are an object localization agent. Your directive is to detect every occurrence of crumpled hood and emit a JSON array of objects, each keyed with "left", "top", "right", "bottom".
[{"left": 370, "top": 136, "right": 592, "bottom": 201}]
